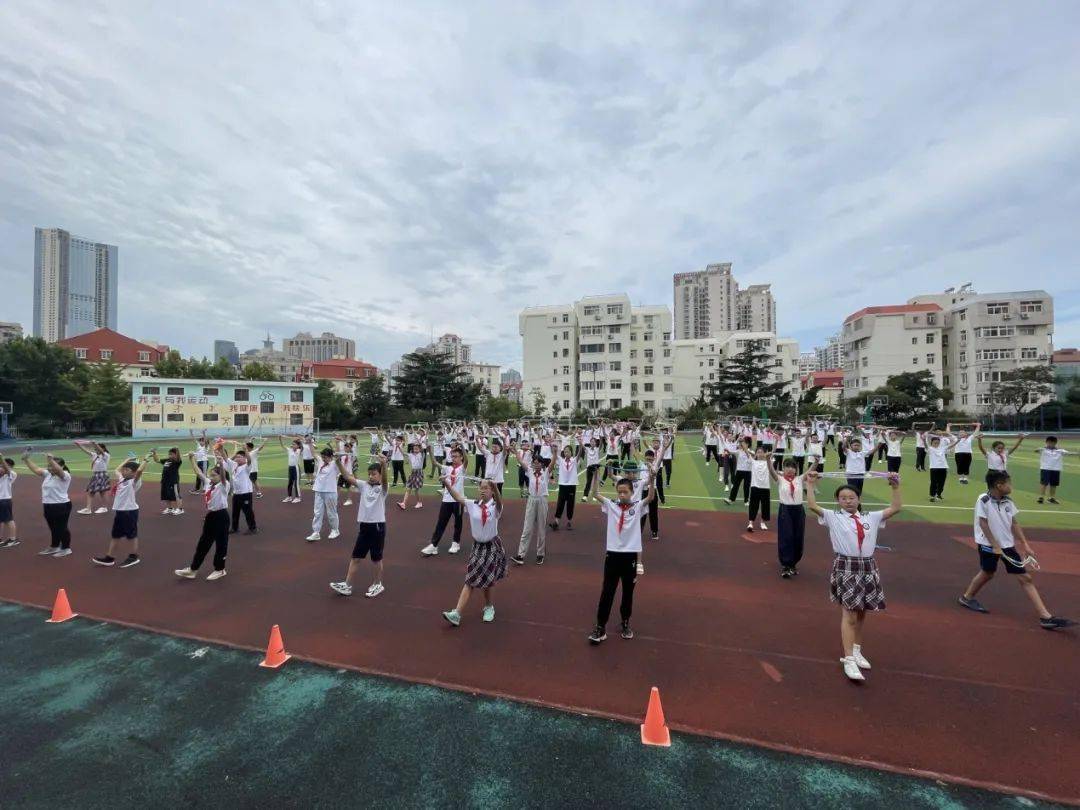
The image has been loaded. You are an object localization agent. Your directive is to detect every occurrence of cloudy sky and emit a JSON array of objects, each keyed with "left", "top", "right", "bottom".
[{"left": 2, "top": 1, "right": 1079, "bottom": 371}]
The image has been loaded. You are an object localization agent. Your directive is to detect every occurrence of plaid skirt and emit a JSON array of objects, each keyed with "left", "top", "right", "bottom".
[
  {"left": 406, "top": 469, "right": 424, "bottom": 491},
  {"left": 465, "top": 537, "right": 508, "bottom": 589},
  {"left": 86, "top": 470, "right": 111, "bottom": 494},
  {"left": 829, "top": 555, "right": 886, "bottom": 612}
]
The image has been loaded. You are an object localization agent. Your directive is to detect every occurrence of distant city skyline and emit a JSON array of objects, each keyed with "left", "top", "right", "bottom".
[{"left": 32, "top": 227, "right": 117, "bottom": 343}]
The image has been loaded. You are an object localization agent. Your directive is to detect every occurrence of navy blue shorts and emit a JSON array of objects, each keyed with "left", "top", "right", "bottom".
[
  {"left": 1040, "top": 469, "right": 1060, "bottom": 487},
  {"left": 978, "top": 545, "right": 1025, "bottom": 575},
  {"left": 0, "top": 498, "right": 12, "bottom": 523},
  {"left": 352, "top": 522, "right": 386, "bottom": 562},
  {"left": 111, "top": 509, "right": 139, "bottom": 540}
]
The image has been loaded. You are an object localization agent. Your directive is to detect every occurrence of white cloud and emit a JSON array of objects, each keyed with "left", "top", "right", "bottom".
[{"left": 1, "top": 0, "right": 1079, "bottom": 372}]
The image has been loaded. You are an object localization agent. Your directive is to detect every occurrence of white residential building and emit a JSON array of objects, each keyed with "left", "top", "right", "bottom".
[
  {"left": 815, "top": 333, "right": 842, "bottom": 371},
  {"left": 674, "top": 263, "right": 738, "bottom": 339},
  {"left": 798, "top": 352, "right": 820, "bottom": 374},
  {"left": 841, "top": 304, "right": 945, "bottom": 398},
  {"left": 736, "top": 284, "right": 777, "bottom": 333},
  {"left": 282, "top": 331, "right": 355, "bottom": 362},
  {"left": 33, "top": 227, "right": 118, "bottom": 343},
  {"left": 669, "top": 332, "right": 801, "bottom": 409},
  {"left": 0, "top": 321, "right": 23, "bottom": 344},
  {"left": 520, "top": 294, "right": 673, "bottom": 415},
  {"left": 463, "top": 362, "right": 501, "bottom": 398},
  {"left": 906, "top": 287, "right": 1054, "bottom": 413}
]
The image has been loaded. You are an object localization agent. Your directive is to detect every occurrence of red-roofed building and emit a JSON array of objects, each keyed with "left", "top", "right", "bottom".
[
  {"left": 58, "top": 328, "right": 168, "bottom": 381},
  {"left": 298, "top": 358, "right": 378, "bottom": 394},
  {"left": 500, "top": 381, "right": 522, "bottom": 404},
  {"left": 841, "top": 304, "right": 945, "bottom": 400},
  {"left": 801, "top": 369, "right": 844, "bottom": 406}
]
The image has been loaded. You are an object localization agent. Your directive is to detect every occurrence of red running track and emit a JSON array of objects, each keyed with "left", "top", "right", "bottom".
[{"left": 1, "top": 481, "right": 1078, "bottom": 803}]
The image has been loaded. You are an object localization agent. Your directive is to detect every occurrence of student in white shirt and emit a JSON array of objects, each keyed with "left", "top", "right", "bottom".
[
  {"left": 92, "top": 455, "right": 150, "bottom": 569},
  {"left": 0, "top": 456, "right": 19, "bottom": 549},
  {"left": 883, "top": 430, "right": 906, "bottom": 474},
  {"left": 301, "top": 434, "right": 316, "bottom": 485},
  {"left": 1036, "top": 436, "right": 1070, "bottom": 505},
  {"left": 421, "top": 447, "right": 467, "bottom": 556},
  {"left": 660, "top": 429, "right": 674, "bottom": 486},
  {"left": 549, "top": 444, "right": 580, "bottom": 532},
  {"left": 724, "top": 438, "right": 754, "bottom": 505},
  {"left": 840, "top": 436, "right": 877, "bottom": 496},
  {"left": 74, "top": 440, "right": 111, "bottom": 514},
  {"left": 389, "top": 435, "right": 407, "bottom": 487},
  {"left": 789, "top": 430, "right": 807, "bottom": 475},
  {"left": 244, "top": 439, "right": 267, "bottom": 499},
  {"left": 440, "top": 477, "right": 508, "bottom": 626},
  {"left": 914, "top": 429, "right": 927, "bottom": 471},
  {"left": 226, "top": 448, "right": 257, "bottom": 534},
  {"left": 513, "top": 450, "right": 552, "bottom": 565},
  {"left": 397, "top": 443, "right": 426, "bottom": 511},
  {"left": 484, "top": 439, "right": 508, "bottom": 496},
  {"left": 977, "top": 432, "right": 1025, "bottom": 474},
  {"left": 925, "top": 430, "right": 957, "bottom": 501},
  {"left": 306, "top": 448, "right": 341, "bottom": 542},
  {"left": 588, "top": 466, "right": 657, "bottom": 645},
  {"left": 24, "top": 452, "right": 73, "bottom": 557},
  {"left": 175, "top": 456, "right": 232, "bottom": 581},
  {"left": 189, "top": 431, "right": 210, "bottom": 494},
  {"left": 334, "top": 437, "right": 355, "bottom": 506},
  {"left": 581, "top": 438, "right": 603, "bottom": 503},
  {"left": 950, "top": 423, "right": 979, "bottom": 484},
  {"left": 958, "top": 470, "right": 1074, "bottom": 630},
  {"left": 805, "top": 470, "right": 902, "bottom": 682},
  {"left": 746, "top": 447, "right": 772, "bottom": 533},
  {"left": 330, "top": 454, "right": 389, "bottom": 598},
  {"left": 769, "top": 459, "right": 805, "bottom": 578},
  {"left": 278, "top": 436, "right": 303, "bottom": 503}
]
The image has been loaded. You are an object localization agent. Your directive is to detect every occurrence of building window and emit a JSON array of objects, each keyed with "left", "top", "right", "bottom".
[
  {"left": 1019, "top": 300, "right": 1043, "bottom": 313},
  {"left": 975, "top": 326, "right": 1015, "bottom": 339},
  {"left": 959, "top": 351, "right": 967, "bottom": 364},
  {"left": 608, "top": 343, "right": 621, "bottom": 353},
  {"left": 562, "top": 331, "right": 569, "bottom": 339},
  {"left": 563, "top": 383, "right": 569, "bottom": 392},
  {"left": 553, "top": 352, "right": 558, "bottom": 358},
  {"left": 664, "top": 383, "right": 673, "bottom": 392},
  {"left": 1020, "top": 347, "right": 1038, "bottom": 360},
  {"left": 553, "top": 334, "right": 558, "bottom": 341},
  {"left": 926, "top": 314, "right": 936, "bottom": 325},
  {"left": 202, "top": 413, "right": 219, "bottom": 422},
  {"left": 234, "top": 414, "right": 249, "bottom": 426},
  {"left": 985, "top": 302, "right": 1009, "bottom": 315},
  {"left": 142, "top": 386, "right": 160, "bottom": 395},
  {"left": 100, "top": 350, "right": 113, "bottom": 360},
  {"left": 606, "top": 304, "right": 623, "bottom": 316},
  {"left": 290, "top": 413, "right": 304, "bottom": 425},
  {"left": 74, "top": 348, "right": 87, "bottom": 359},
  {"left": 583, "top": 305, "right": 600, "bottom": 316},
  {"left": 581, "top": 343, "right": 604, "bottom": 354},
  {"left": 562, "top": 348, "right": 569, "bottom": 357},
  {"left": 141, "top": 413, "right": 160, "bottom": 423},
  {"left": 912, "top": 357, "right": 918, "bottom": 365},
  {"left": 562, "top": 314, "right": 569, "bottom": 323},
  {"left": 644, "top": 383, "right": 654, "bottom": 392},
  {"left": 234, "top": 388, "right": 250, "bottom": 402},
  {"left": 290, "top": 390, "right": 304, "bottom": 402},
  {"left": 202, "top": 387, "right": 219, "bottom": 397},
  {"left": 926, "top": 353, "right": 935, "bottom": 364},
  {"left": 138, "top": 351, "right": 150, "bottom": 362},
  {"left": 925, "top": 333, "right": 935, "bottom": 344},
  {"left": 610, "top": 380, "right": 622, "bottom": 390},
  {"left": 861, "top": 357, "right": 868, "bottom": 368},
  {"left": 166, "top": 413, "right": 184, "bottom": 422},
  {"left": 961, "top": 394, "right": 968, "bottom": 405},
  {"left": 167, "top": 387, "right": 185, "bottom": 395},
  {"left": 609, "top": 361, "right": 621, "bottom": 371},
  {"left": 644, "top": 366, "right": 654, "bottom": 375},
  {"left": 911, "top": 337, "right": 918, "bottom": 345}
]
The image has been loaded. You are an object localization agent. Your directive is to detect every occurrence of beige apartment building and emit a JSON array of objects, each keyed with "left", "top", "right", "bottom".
[
  {"left": 841, "top": 304, "right": 946, "bottom": 399},
  {"left": 673, "top": 263, "right": 776, "bottom": 339},
  {"left": 669, "top": 332, "right": 800, "bottom": 409},
  {"left": 519, "top": 294, "right": 673, "bottom": 414}
]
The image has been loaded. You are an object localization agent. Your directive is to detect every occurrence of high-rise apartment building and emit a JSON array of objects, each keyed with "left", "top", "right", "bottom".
[
  {"left": 798, "top": 352, "right": 820, "bottom": 374},
  {"left": 0, "top": 321, "right": 23, "bottom": 344},
  {"left": 214, "top": 340, "right": 240, "bottom": 366},
  {"left": 520, "top": 294, "right": 674, "bottom": 415},
  {"left": 673, "top": 263, "right": 776, "bottom": 339},
  {"left": 33, "top": 227, "right": 118, "bottom": 342},
  {"left": 815, "top": 334, "right": 842, "bottom": 371},
  {"left": 282, "top": 331, "right": 355, "bottom": 362}
]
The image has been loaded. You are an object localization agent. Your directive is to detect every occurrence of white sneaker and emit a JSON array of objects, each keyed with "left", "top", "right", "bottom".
[
  {"left": 746, "top": 521, "right": 753, "bottom": 531},
  {"left": 175, "top": 567, "right": 197, "bottom": 579},
  {"left": 174, "top": 509, "right": 185, "bottom": 516},
  {"left": 305, "top": 532, "right": 321, "bottom": 542},
  {"left": 636, "top": 561, "right": 645, "bottom": 575},
  {"left": 77, "top": 508, "right": 92, "bottom": 515},
  {"left": 53, "top": 548, "right": 72, "bottom": 558},
  {"left": 421, "top": 543, "right": 438, "bottom": 556},
  {"left": 290, "top": 497, "right": 302, "bottom": 503},
  {"left": 852, "top": 644, "right": 871, "bottom": 670},
  {"left": 841, "top": 656, "right": 866, "bottom": 682},
  {"left": 414, "top": 502, "right": 423, "bottom": 509},
  {"left": 365, "top": 582, "right": 385, "bottom": 598},
  {"left": 162, "top": 508, "right": 172, "bottom": 515},
  {"left": 328, "top": 529, "right": 340, "bottom": 540},
  {"left": 342, "top": 500, "right": 352, "bottom": 506},
  {"left": 282, "top": 497, "right": 293, "bottom": 503},
  {"left": 38, "top": 547, "right": 60, "bottom": 556},
  {"left": 760, "top": 521, "right": 768, "bottom": 531},
  {"left": 206, "top": 569, "right": 227, "bottom": 581},
  {"left": 330, "top": 581, "right": 353, "bottom": 596},
  {"left": 94, "top": 507, "right": 108, "bottom": 514},
  {"left": 449, "top": 542, "right": 461, "bottom": 554}
]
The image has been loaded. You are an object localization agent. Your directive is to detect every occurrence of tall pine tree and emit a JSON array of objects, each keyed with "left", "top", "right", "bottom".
[{"left": 703, "top": 341, "right": 787, "bottom": 410}]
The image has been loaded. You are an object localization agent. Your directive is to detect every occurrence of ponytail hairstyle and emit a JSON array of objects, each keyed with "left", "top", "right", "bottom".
[{"left": 52, "top": 457, "right": 70, "bottom": 473}]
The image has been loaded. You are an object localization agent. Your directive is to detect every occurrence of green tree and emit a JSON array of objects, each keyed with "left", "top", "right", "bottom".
[
  {"left": 993, "top": 365, "right": 1055, "bottom": 415},
  {"left": 314, "top": 380, "right": 353, "bottom": 428},
  {"left": 239, "top": 361, "right": 281, "bottom": 381},
  {"left": 352, "top": 375, "right": 391, "bottom": 423},
  {"left": 860, "top": 370, "right": 948, "bottom": 424},
  {"left": 703, "top": 341, "right": 787, "bottom": 410},
  {"left": 68, "top": 360, "right": 131, "bottom": 434},
  {"left": 0, "top": 337, "right": 82, "bottom": 434},
  {"left": 208, "top": 357, "right": 239, "bottom": 380},
  {"left": 393, "top": 352, "right": 469, "bottom": 416},
  {"left": 480, "top": 395, "right": 523, "bottom": 422},
  {"left": 186, "top": 357, "right": 215, "bottom": 379},
  {"left": 528, "top": 386, "right": 546, "bottom": 417},
  {"left": 153, "top": 350, "right": 188, "bottom": 378}
]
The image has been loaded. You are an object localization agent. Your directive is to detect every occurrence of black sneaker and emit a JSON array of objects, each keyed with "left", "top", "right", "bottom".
[
  {"left": 651, "top": 533, "right": 658, "bottom": 541},
  {"left": 511, "top": 555, "right": 525, "bottom": 566},
  {"left": 1036, "top": 497, "right": 1044, "bottom": 504},
  {"left": 119, "top": 554, "right": 141, "bottom": 569},
  {"left": 621, "top": 621, "right": 634, "bottom": 640},
  {"left": 1048, "top": 498, "right": 1060, "bottom": 505},
  {"left": 535, "top": 555, "right": 545, "bottom": 565},
  {"left": 1040, "top": 616, "right": 1076, "bottom": 630},
  {"left": 588, "top": 625, "right": 607, "bottom": 644},
  {"left": 0, "top": 538, "right": 19, "bottom": 549},
  {"left": 958, "top": 595, "right": 989, "bottom": 613},
  {"left": 91, "top": 555, "right": 116, "bottom": 567},
  {"left": 790, "top": 566, "right": 798, "bottom": 576},
  {"left": 548, "top": 522, "right": 559, "bottom": 531},
  {"left": 780, "top": 567, "right": 792, "bottom": 579}
]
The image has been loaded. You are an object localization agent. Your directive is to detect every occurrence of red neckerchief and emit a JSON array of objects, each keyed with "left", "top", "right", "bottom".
[
  {"left": 449, "top": 464, "right": 460, "bottom": 488},
  {"left": 850, "top": 512, "right": 865, "bottom": 553},
  {"left": 204, "top": 484, "right": 214, "bottom": 508},
  {"left": 480, "top": 500, "right": 489, "bottom": 526},
  {"left": 617, "top": 501, "right": 631, "bottom": 532},
  {"left": 783, "top": 472, "right": 796, "bottom": 498},
  {"left": 564, "top": 457, "right": 572, "bottom": 473},
  {"left": 996, "top": 451, "right": 1006, "bottom": 467}
]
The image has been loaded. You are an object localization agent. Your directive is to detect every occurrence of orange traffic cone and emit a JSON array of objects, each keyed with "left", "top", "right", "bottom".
[
  {"left": 640, "top": 686, "right": 671, "bottom": 747},
  {"left": 46, "top": 588, "right": 78, "bottom": 624},
  {"left": 259, "top": 624, "right": 291, "bottom": 669}
]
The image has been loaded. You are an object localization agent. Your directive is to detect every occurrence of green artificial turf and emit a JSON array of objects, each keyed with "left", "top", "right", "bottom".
[{"left": 5, "top": 434, "right": 1077, "bottom": 529}]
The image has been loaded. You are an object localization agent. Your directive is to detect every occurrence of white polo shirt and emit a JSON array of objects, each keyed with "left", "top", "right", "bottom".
[
  {"left": 229, "top": 460, "right": 252, "bottom": 495},
  {"left": 440, "top": 464, "right": 466, "bottom": 503},
  {"left": 954, "top": 436, "right": 974, "bottom": 454},
  {"left": 42, "top": 470, "right": 72, "bottom": 504},
  {"left": 927, "top": 439, "right": 954, "bottom": 469},
  {"left": 1040, "top": 448, "right": 1065, "bottom": 471},
  {"left": 112, "top": 477, "right": 142, "bottom": 511},
  {"left": 818, "top": 509, "right": 885, "bottom": 557},
  {"left": 204, "top": 480, "right": 230, "bottom": 511},
  {"left": 355, "top": 480, "right": 387, "bottom": 523},
  {"left": 600, "top": 496, "right": 643, "bottom": 552},
  {"left": 735, "top": 448, "right": 753, "bottom": 472},
  {"left": 556, "top": 456, "right": 579, "bottom": 486},
  {"left": 974, "top": 494, "right": 1018, "bottom": 550},
  {"left": 776, "top": 473, "right": 804, "bottom": 505},
  {"left": 524, "top": 468, "right": 550, "bottom": 498},
  {"left": 465, "top": 499, "right": 500, "bottom": 542},
  {"left": 313, "top": 459, "right": 338, "bottom": 493},
  {"left": 986, "top": 449, "right": 1009, "bottom": 471},
  {"left": 750, "top": 459, "right": 770, "bottom": 489},
  {"left": 0, "top": 470, "right": 16, "bottom": 500}
]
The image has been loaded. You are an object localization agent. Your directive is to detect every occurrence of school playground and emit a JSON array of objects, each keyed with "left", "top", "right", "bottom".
[{"left": 0, "top": 445, "right": 1077, "bottom": 806}]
